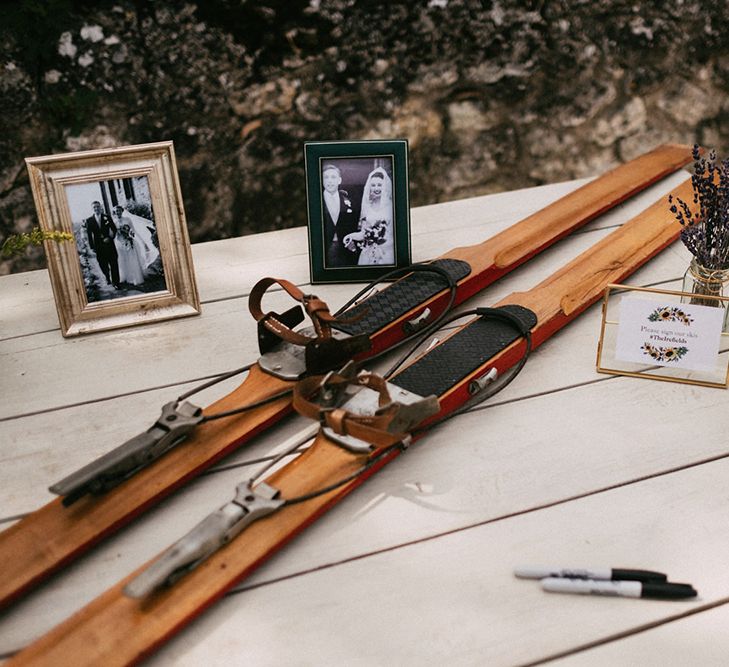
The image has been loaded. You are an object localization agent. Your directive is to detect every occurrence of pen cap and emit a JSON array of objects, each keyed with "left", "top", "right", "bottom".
[
  {"left": 612, "top": 568, "right": 667, "bottom": 583},
  {"left": 642, "top": 582, "right": 697, "bottom": 599}
]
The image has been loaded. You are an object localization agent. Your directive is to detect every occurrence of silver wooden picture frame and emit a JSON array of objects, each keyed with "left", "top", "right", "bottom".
[{"left": 26, "top": 141, "right": 200, "bottom": 336}]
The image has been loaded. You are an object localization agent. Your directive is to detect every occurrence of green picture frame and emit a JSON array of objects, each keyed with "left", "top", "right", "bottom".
[{"left": 304, "top": 139, "right": 411, "bottom": 283}]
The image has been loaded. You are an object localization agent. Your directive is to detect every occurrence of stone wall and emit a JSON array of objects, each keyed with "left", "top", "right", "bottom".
[{"left": 2, "top": 0, "right": 728, "bottom": 274}]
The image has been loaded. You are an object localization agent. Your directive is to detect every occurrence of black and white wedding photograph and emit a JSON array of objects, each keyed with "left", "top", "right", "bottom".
[
  {"left": 305, "top": 140, "right": 410, "bottom": 283},
  {"left": 25, "top": 142, "right": 199, "bottom": 336},
  {"left": 320, "top": 156, "right": 395, "bottom": 269},
  {"left": 66, "top": 175, "right": 167, "bottom": 303}
]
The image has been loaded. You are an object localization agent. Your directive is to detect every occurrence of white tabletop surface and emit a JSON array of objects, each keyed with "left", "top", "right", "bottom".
[{"left": 2, "top": 169, "right": 728, "bottom": 666}]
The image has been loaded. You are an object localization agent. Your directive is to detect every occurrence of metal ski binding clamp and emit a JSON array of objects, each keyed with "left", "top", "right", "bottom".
[
  {"left": 124, "top": 481, "right": 284, "bottom": 599},
  {"left": 304, "top": 332, "right": 371, "bottom": 375},
  {"left": 258, "top": 327, "right": 370, "bottom": 380},
  {"left": 49, "top": 401, "right": 204, "bottom": 506},
  {"left": 317, "top": 361, "right": 359, "bottom": 408}
]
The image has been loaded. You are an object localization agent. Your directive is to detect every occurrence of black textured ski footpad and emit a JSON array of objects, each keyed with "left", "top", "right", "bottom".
[
  {"left": 333, "top": 259, "right": 471, "bottom": 337},
  {"left": 390, "top": 305, "right": 538, "bottom": 398}
]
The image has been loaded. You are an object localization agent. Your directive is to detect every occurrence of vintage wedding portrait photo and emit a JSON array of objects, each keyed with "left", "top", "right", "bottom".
[
  {"left": 305, "top": 140, "right": 411, "bottom": 283},
  {"left": 26, "top": 142, "right": 200, "bottom": 336},
  {"left": 321, "top": 157, "right": 395, "bottom": 268},
  {"left": 66, "top": 175, "right": 167, "bottom": 303}
]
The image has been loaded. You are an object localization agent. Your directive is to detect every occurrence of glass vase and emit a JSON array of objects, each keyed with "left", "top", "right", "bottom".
[{"left": 681, "top": 259, "right": 729, "bottom": 330}]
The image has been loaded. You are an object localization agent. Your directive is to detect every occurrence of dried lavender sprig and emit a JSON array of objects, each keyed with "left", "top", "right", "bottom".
[{"left": 669, "top": 144, "right": 729, "bottom": 270}]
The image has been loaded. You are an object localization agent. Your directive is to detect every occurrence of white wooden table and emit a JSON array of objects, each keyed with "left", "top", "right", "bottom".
[{"left": 2, "top": 171, "right": 728, "bottom": 666}]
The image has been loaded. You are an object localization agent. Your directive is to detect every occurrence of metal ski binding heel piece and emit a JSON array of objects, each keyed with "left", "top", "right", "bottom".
[
  {"left": 124, "top": 481, "right": 284, "bottom": 598},
  {"left": 50, "top": 401, "right": 204, "bottom": 506},
  {"left": 307, "top": 363, "right": 441, "bottom": 454},
  {"left": 251, "top": 276, "right": 372, "bottom": 379}
]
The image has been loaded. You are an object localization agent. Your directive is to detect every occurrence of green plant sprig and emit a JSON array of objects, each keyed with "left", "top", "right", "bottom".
[{"left": 1, "top": 228, "right": 73, "bottom": 258}]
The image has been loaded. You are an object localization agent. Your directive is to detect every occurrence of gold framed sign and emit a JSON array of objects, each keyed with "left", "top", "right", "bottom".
[
  {"left": 26, "top": 141, "right": 200, "bottom": 336},
  {"left": 597, "top": 284, "right": 729, "bottom": 388}
]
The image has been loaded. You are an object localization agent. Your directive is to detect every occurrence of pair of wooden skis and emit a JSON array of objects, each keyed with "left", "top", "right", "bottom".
[{"left": 5, "top": 145, "right": 694, "bottom": 665}]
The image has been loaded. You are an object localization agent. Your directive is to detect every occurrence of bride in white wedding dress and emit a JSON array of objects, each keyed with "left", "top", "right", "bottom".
[
  {"left": 343, "top": 167, "right": 395, "bottom": 266},
  {"left": 112, "top": 205, "right": 159, "bottom": 285}
]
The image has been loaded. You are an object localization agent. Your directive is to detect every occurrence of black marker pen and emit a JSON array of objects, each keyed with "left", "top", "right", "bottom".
[{"left": 541, "top": 577, "right": 697, "bottom": 600}]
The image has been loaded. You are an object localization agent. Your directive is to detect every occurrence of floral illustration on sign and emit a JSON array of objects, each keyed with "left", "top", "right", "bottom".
[
  {"left": 647, "top": 306, "right": 694, "bottom": 325},
  {"left": 641, "top": 342, "right": 689, "bottom": 362},
  {"left": 642, "top": 306, "right": 692, "bottom": 362}
]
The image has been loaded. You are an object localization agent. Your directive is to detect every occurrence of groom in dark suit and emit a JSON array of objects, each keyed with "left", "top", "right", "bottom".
[
  {"left": 322, "top": 164, "right": 360, "bottom": 267},
  {"left": 86, "top": 200, "right": 120, "bottom": 287}
]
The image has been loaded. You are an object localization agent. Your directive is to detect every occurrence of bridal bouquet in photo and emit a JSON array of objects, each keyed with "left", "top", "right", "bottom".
[
  {"left": 361, "top": 218, "right": 388, "bottom": 247},
  {"left": 118, "top": 223, "right": 136, "bottom": 250}
]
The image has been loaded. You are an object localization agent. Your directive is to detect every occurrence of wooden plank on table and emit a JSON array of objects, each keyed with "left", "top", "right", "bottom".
[
  {"left": 193, "top": 181, "right": 584, "bottom": 304},
  {"left": 0, "top": 297, "right": 258, "bottom": 420},
  {"left": 549, "top": 602, "right": 729, "bottom": 666},
  {"left": 125, "top": 456, "right": 729, "bottom": 666},
  {"left": 0, "top": 271, "right": 57, "bottom": 341},
  {"left": 444, "top": 148, "right": 690, "bottom": 274}
]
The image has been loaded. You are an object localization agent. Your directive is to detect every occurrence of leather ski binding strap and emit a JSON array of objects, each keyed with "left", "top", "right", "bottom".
[
  {"left": 249, "top": 277, "right": 338, "bottom": 348},
  {"left": 294, "top": 367, "right": 440, "bottom": 454},
  {"left": 249, "top": 277, "right": 371, "bottom": 376}
]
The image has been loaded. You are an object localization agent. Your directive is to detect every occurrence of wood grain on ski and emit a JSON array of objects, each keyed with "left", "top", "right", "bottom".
[
  {"left": 0, "top": 145, "right": 691, "bottom": 612},
  {"left": 8, "top": 177, "right": 692, "bottom": 667}
]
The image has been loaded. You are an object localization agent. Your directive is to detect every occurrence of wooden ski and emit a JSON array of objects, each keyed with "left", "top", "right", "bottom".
[
  {"left": 0, "top": 145, "right": 691, "bottom": 612},
  {"left": 9, "top": 177, "right": 694, "bottom": 666}
]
